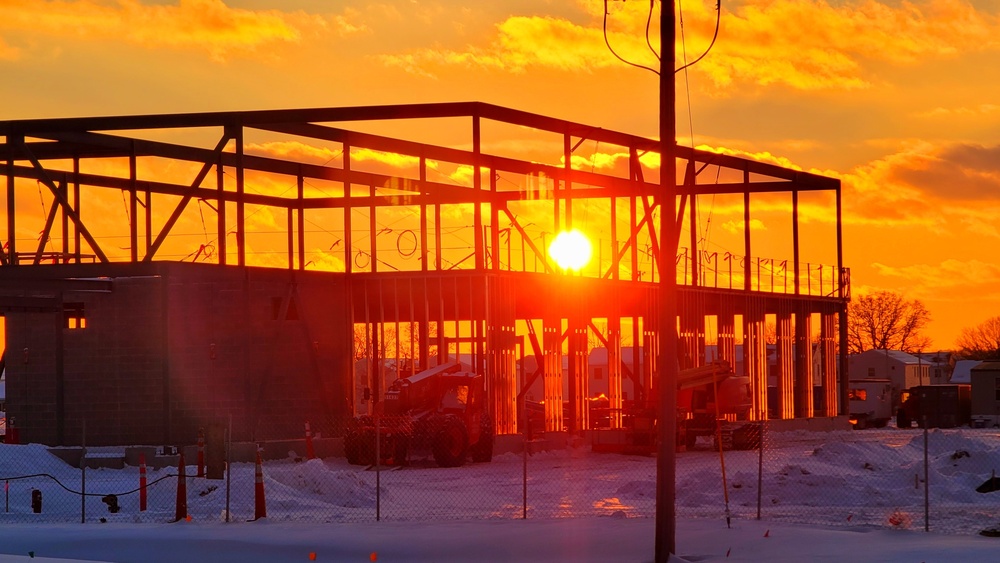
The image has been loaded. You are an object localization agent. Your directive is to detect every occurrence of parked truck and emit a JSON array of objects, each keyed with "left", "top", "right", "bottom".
[
  {"left": 344, "top": 361, "right": 494, "bottom": 467},
  {"left": 896, "top": 384, "right": 971, "bottom": 429},
  {"left": 848, "top": 379, "right": 893, "bottom": 429}
]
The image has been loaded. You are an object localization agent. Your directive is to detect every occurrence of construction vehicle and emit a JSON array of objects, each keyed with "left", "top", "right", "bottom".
[
  {"left": 848, "top": 379, "right": 893, "bottom": 429},
  {"left": 344, "top": 361, "right": 494, "bottom": 468},
  {"left": 676, "top": 360, "right": 757, "bottom": 450},
  {"left": 595, "top": 360, "right": 757, "bottom": 454}
]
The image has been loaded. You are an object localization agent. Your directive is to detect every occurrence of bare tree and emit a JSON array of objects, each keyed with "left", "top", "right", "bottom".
[
  {"left": 847, "top": 291, "right": 931, "bottom": 354},
  {"left": 956, "top": 316, "right": 1000, "bottom": 360}
]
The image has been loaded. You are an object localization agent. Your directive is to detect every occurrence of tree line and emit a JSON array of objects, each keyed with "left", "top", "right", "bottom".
[{"left": 849, "top": 290, "right": 1000, "bottom": 360}]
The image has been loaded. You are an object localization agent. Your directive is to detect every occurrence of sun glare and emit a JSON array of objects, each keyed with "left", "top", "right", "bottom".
[{"left": 548, "top": 229, "right": 592, "bottom": 271}]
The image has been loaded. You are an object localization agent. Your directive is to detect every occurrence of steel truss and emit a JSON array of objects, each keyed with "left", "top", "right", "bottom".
[{"left": 0, "top": 102, "right": 850, "bottom": 435}]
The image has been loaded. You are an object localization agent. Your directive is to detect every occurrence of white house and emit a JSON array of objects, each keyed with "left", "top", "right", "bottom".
[
  {"left": 849, "top": 350, "right": 930, "bottom": 407},
  {"left": 914, "top": 351, "right": 955, "bottom": 385}
]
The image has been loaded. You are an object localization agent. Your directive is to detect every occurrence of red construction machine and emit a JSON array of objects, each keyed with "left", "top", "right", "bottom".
[{"left": 344, "top": 361, "right": 494, "bottom": 468}]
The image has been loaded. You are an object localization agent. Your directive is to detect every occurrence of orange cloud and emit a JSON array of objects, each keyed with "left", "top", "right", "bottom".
[
  {"left": 0, "top": 0, "right": 364, "bottom": 62},
  {"left": 915, "top": 104, "right": 1000, "bottom": 118},
  {"left": 379, "top": 14, "right": 656, "bottom": 77},
  {"left": 380, "top": 0, "right": 1000, "bottom": 91},
  {"left": 0, "top": 36, "right": 18, "bottom": 60},
  {"left": 722, "top": 218, "right": 767, "bottom": 233},
  {"left": 684, "top": 0, "right": 1000, "bottom": 90},
  {"left": 871, "top": 259, "right": 1000, "bottom": 302}
]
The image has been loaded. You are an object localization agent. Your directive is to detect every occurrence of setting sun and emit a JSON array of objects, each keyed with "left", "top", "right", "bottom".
[{"left": 548, "top": 229, "right": 592, "bottom": 271}]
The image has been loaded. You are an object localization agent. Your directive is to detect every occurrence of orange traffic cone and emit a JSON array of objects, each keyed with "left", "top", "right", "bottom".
[
  {"left": 139, "top": 453, "right": 147, "bottom": 512},
  {"left": 174, "top": 451, "right": 187, "bottom": 522},
  {"left": 253, "top": 449, "right": 266, "bottom": 520},
  {"left": 305, "top": 421, "right": 316, "bottom": 460},
  {"left": 197, "top": 428, "right": 205, "bottom": 478}
]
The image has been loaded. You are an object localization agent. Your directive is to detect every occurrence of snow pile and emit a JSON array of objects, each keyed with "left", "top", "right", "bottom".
[{"left": 264, "top": 459, "right": 378, "bottom": 508}]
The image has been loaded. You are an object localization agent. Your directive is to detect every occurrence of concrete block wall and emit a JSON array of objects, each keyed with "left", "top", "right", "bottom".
[{"left": 4, "top": 263, "right": 354, "bottom": 448}]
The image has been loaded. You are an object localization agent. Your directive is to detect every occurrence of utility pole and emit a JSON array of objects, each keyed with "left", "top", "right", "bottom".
[{"left": 655, "top": 0, "right": 679, "bottom": 561}]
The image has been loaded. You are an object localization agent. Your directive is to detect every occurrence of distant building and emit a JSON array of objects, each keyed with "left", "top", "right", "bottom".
[
  {"left": 950, "top": 359, "right": 980, "bottom": 384},
  {"left": 849, "top": 350, "right": 930, "bottom": 407},
  {"left": 914, "top": 351, "right": 955, "bottom": 385},
  {"left": 970, "top": 361, "right": 1000, "bottom": 427}
]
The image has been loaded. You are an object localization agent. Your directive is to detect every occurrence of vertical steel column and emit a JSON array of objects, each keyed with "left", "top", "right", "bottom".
[
  {"left": 473, "top": 114, "right": 485, "bottom": 271},
  {"left": 718, "top": 297, "right": 737, "bottom": 368},
  {"left": 821, "top": 312, "right": 839, "bottom": 416},
  {"left": 420, "top": 277, "right": 430, "bottom": 364},
  {"left": 745, "top": 297, "right": 768, "bottom": 420},
  {"left": 490, "top": 169, "right": 500, "bottom": 270},
  {"left": 644, "top": 287, "right": 660, "bottom": 405},
  {"left": 792, "top": 190, "right": 800, "bottom": 294},
  {"left": 795, "top": 306, "right": 814, "bottom": 418},
  {"left": 216, "top": 152, "right": 226, "bottom": 265},
  {"left": 419, "top": 156, "right": 428, "bottom": 272},
  {"left": 743, "top": 168, "right": 751, "bottom": 292},
  {"left": 689, "top": 177, "right": 698, "bottom": 287},
  {"left": 609, "top": 314, "right": 623, "bottom": 428},
  {"left": 297, "top": 175, "right": 305, "bottom": 270},
  {"left": 344, "top": 141, "right": 352, "bottom": 274},
  {"left": 487, "top": 275, "right": 517, "bottom": 435},
  {"left": 437, "top": 277, "right": 446, "bottom": 364},
  {"left": 369, "top": 180, "right": 377, "bottom": 274},
  {"left": 144, "top": 189, "right": 152, "bottom": 258},
  {"left": 776, "top": 304, "right": 795, "bottom": 420},
  {"left": 567, "top": 313, "right": 589, "bottom": 433},
  {"left": 61, "top": 165, "right": 69, "bottom": 262},
  {"left": 630, "top": 196, "right": 639, "bottom": 281},
  {"left": 235, "top": 124, "right": 245, "bottom": 267},
  {"left": 542, "top": 315, "right": 563, "bottom": 433},
  {"left": 73, "top": 156, "right": 81, "bottom": 263},
  {"left": 287, "top": 177, "right": 297, "bottom": 270},
  {"left": 836, "top": 183, "right": 849, "bottom": 415},
  {"left": 564, "top": 133, "right": 573, "bottom": 228},
  {"left": 129, "top": 147, "right": 138, "bottom": 262},
  {"left": 679, "top": 291, "right": 705, "bottom": 369},
  {"left": 8, "top": 135, "right": 20, "bottom": 264}
]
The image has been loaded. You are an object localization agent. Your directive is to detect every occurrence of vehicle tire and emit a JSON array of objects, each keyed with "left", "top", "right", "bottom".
[
  {"left": 896, "top": 410, "right": 910, "bottom": 429},
  {"left": 432, "top": 415, "right": 469, "bottom": 467},
  {"left": 345, "top": 416, "right": 376, "bottom": 466},
  {"left": 854, "top": 415, "right": 867, "bottom": 430},
  {"left": 685, "top": 429, "right": 698, "bottom": 450},
  {"left": 470, "top": 413, "right": 494, "bottom": 463}
]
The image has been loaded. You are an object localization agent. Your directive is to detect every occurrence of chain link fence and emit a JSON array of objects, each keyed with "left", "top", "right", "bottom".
[{"left": 3, "top": 416, "right": 1000, "bottom": 536}]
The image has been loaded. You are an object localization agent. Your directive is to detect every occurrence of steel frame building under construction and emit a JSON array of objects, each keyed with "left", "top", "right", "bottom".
[{"left": 0, "top": 102, "right": 849, "bottom": 446}]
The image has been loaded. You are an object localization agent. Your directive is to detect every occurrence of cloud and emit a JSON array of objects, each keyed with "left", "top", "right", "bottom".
[
  {"left": 914, "top": 104, "right": 1000, "bottom": 118},
  {"left": 380, "top": 0, "right": 1000, "bottom": 91},
  {"left": 722, "top": 218, "right": 767, "bottom": 233},
  {"left": 812, "top": 142, "right": 1000, "bottom": 231},
  {"left": 861, "top": 143, "right": 1000, "bottom": 203},
  {"left": 872, "top": 259, "right": 1000, "bottom": 300},
  {"left": 0, "top": 0, "right": 364, "bottom": 62},
  {"left": 0, "top": 36, "right": 19, "bottom": 60},
  {"left": 379, "top": 14, "right": 654, "bottom": 77}
]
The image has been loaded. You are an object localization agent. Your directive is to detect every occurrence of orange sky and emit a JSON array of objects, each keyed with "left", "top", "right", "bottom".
[{"left": 1, "top": 0, "right": 999, "bottom": 349}]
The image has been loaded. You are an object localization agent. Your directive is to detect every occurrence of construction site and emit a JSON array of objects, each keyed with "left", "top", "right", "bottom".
[{"left": 0, "top": 102, "right": 850, "bottom": 448}]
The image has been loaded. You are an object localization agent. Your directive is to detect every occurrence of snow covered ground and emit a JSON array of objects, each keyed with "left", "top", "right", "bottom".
[{"left": 2, "top": 426, "right": 1000, "bottom": 561}]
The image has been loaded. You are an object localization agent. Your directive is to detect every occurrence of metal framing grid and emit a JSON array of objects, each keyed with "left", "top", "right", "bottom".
[{"left": 0, "top": 102, "right": 851, "bottom": 428}]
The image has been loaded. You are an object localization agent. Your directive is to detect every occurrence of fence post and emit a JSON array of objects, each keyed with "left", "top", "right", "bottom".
[
  {"left": 81, "top": 419, "right": 86, "bottom": 524},
  {"left": 522, "top": 396, "right": 529, "bottom": 520},
  {"left": 923, "top": 416, "right": 929, "bottom": 532},
  {"left": 225, "top": 414, "right": 232, "bottom": 523},
  {"left": 756, "top": 419, "right": 765, "bottom": 520},
  {"left": 375, "top": 413, "right": 381, "bottom": 522}
]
